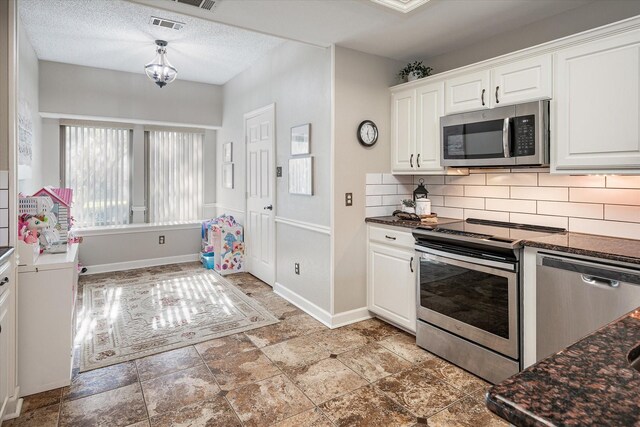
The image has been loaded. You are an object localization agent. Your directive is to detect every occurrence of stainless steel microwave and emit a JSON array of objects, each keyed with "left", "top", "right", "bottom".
[{"left": 441, "top": 100, "right": 549, "bottom": 168}]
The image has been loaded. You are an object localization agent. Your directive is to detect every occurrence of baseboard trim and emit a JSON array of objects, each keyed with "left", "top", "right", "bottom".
[
  {"left": 330, "top": 307, "right": 372, "bottom": 328},
  {"left": 273, "top": 282, "right": 371, "bottom": 328},
  {"left": 84, "top": 254, "right": 200, "bottom": 274},
  {"left": 273, "top": 282, "right": 333, "bottom": 328}
]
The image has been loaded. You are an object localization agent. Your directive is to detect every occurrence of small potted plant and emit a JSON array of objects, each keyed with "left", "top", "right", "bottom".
[
  {"left": 401, "top": 199, "right": 416, "bottom": 214},
  {"left": 398, "top": 61, "right": 433, "bottom": 82}
]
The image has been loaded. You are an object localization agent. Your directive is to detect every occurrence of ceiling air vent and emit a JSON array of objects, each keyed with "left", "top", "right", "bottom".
[
  {"left": 150, "top": 16, "right": 185, "bottom": 30},
  {"left": 174, "top": 0, "right": 219, "bottom": 11}
]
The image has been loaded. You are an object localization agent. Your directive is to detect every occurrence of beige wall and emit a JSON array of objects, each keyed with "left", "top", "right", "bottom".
[
  {"left": 332, "top": 46, "right": 404, "bottom": 314},
  {"left": 425, "top": 0, "right": 640, "bottom": 74},
  {"left": 218, "top": 41, "right": 333, "bottom": 311},
  {"left": 39, "top": 61, "right": 223, "bottom": 127}
]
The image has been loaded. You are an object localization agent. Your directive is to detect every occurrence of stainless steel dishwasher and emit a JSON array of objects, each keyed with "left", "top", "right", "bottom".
[{"left": 536, "top": 253, "right": 640, "bottom": 361}]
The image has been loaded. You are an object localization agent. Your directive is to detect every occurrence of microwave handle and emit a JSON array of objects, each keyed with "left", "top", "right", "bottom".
[{"left": 502, "top": 118, "right": 511, "bottom": 158}]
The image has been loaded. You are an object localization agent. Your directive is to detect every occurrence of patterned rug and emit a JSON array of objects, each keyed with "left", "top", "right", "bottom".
[{"left": 78, "top": 266, "right": 279, "bottom": 371}]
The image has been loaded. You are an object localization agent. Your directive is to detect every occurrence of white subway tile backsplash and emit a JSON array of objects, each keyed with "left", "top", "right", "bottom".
[
  {"left": 510, "top": 186, "right": 568, "bottom": 201},
  {"left": 432, "top": 206, "right": 463, "bottom": 219},
  {"left": 464, "top": 209, "right": 510, "bottom": 222},
  {"left": 382, "top": 174, "right": 413, "bottom": 185},
  {"left": 605, "top": 175, "right": 640, "bottom": 189},
  {"left": 428, "top": 185, "right": 464, "bottom": 196},
  {"left": 487, "top": 173, "right": 537, "bottom": 186},
  {"left": 570, "top": 188, "right": 640, "bottom": 205},
  {"left": 445, "top": 196, "right": 484, "bottom": 209},
  {"left": 486, "top": 198, "right": 536, "bottom": 213},
  {"left": 365, "top": 206, "right": 396, "bottom": 218},
  {"left": 0, "top": 171, "right": 8, "bottom": 189},
  {"left": 0, "top": 190, "right": 7, "bottom": 209},
  {"left": 604, "top": 205, "right": 640, "bottom": 223},
  {"left": 366, "top": 174, "right": 382, "bottom": 185},
  {"left": 537, "top": 201, "right": 603, "bottom": 219},
  {"left": 509, "top": 213, "right": 569, "bottom": 229},
  {"left": 464, "top": 185, "right": 509, "bottom": 198},
  {"left": 569, "top": 218, "right": 640, "bottom": 240},
  {"left": 445, "top": 174, "right": 486, "bottom": 186},
  {"left": 365, "top": 196, "right": 383, "bottom": 207},
  {"left": 366, "top": 184, "right": 398, "bottom": 196},
  {"left": 538, "top": 174, "right": 605, "bottom": 188},
  {"left": 364, "top": 172, "right": 640, "bottom": 239},
  {"left": 414, "top": 175, "right": 445, "bottom": 185}
]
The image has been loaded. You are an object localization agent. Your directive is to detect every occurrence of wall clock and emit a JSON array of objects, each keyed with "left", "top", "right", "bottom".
[{"left": 357, "top": 120, "right": 378, "bottom": 147}]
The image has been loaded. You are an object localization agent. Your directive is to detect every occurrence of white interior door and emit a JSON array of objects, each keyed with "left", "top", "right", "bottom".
[{"left": 245, "top": 105, "right": 276, "bottom": 285}]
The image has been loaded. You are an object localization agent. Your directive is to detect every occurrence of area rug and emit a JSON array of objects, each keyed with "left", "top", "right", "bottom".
[{"left": 78, "top": 268, "right": 279, "bottom": 371}]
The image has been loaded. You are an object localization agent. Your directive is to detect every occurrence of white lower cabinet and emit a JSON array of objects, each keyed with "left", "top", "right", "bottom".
[
  {"left": 0, "top": 256, "right": 17, "bottom": 422},
  {"left": 367, "top": 226, "right": 416, "bottom": 333},
  {"left": 0, "top": 281, "right": 11, "bottom": 417}
]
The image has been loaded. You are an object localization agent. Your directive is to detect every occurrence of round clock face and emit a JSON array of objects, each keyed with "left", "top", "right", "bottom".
[{"left": 357, "top": 120, "right": 378, "bottom": 147}]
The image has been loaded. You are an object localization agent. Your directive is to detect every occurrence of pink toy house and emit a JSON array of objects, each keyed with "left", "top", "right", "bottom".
[{"left": 32, "top": 187, "right": 73, "bottom": 241}]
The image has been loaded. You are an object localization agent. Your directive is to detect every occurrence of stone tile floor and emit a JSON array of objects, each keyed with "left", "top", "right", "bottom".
[{"left": 5, "top": 264, "right": 508, "bottom": 427}]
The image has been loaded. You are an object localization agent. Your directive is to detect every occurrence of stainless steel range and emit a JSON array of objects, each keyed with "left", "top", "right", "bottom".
[{"left": 412, "top": 218, "right": 566, "bottom": 384}]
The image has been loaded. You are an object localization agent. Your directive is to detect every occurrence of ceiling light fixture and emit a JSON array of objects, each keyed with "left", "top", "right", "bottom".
[{"left": 145, "top": 40, "right": 178, "bottom": 88}]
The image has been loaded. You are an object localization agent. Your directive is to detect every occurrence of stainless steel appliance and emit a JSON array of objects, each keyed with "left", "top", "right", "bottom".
[
  {"left": 413, "top": 218, "right": 565, "bottom": 384},
  {"left": 536, "top": 253, "right": 640, "bottom": 361},
  {"left": 441, "top": 100, "right": 549, "bottom": 168}
]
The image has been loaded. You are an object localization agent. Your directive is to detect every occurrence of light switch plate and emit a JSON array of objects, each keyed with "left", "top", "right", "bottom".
[
  {"left": 345, "top": 193, "right": 353, "bottom": 206},
  {"left": 276, "top": 167, "right": 283, "bottom": 178}
]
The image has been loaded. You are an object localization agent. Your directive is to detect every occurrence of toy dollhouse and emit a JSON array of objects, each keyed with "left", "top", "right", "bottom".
[{"left": 31, "top": 187, "right": 73, "bottom": 241}]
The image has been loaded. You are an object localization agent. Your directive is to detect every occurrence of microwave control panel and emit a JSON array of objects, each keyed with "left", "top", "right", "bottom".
[{"left": 514, "top": 115, "right": 536, "bottom": 157}]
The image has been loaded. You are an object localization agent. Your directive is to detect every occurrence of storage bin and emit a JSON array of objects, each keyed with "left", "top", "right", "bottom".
[{"left": 201, "top": 252, "right": 215, "bottom": 269}]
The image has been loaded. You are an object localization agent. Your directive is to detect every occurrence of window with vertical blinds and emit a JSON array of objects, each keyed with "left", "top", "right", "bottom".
[
  {"left": 148, "top": 130, "right": 204, "bottom": 222},
  {"left": 64, "top": 125, "right": 131, "bottom": 227}
]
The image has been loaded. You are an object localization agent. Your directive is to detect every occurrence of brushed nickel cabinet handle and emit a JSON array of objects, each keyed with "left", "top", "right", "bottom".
[
  {"left": 410, "top": 154, "right": 414, "bottom": 168},
  {"left": 410, "top": 257, "right": 414, "bottom": 273},
  {"left": 481, "top": 89, "right": 485, "bottom": 106},
  {"left": 416, "top": 154, "right": 421, "bottom": 168},
  {"left": 495, "top": 86, "right": 500, "bottom": 104}
]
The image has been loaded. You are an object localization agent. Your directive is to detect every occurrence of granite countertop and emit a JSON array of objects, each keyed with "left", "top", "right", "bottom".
[
  {"left": 364, "top": 216, "right": 460, "bottom": 230},
  {"left": 487, "top": 307, "right": 640, "bottom": 426},
  {"left": 365, "top": 216, "right": 640, "bottom": 265},
  {"left": 522, "top": 232, "right": 640, "bottom": 266}
]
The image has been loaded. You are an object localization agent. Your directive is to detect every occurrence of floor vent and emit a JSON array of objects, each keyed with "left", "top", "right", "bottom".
[
  {"left": 150, "top": 16, "right": 185, "bottom": 30},
  {"left": 174, "top": 0, "right": 219, "bottom": 11}
]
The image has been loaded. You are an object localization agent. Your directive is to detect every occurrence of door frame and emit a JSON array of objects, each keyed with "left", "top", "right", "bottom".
[{"left": 243, "top": 103, "right": 277, "bottom": 284}]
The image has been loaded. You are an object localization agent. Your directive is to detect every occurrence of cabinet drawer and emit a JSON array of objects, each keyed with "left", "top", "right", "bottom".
[
  {"left": 369, "top": 226, "right": 415, "bottom": 249},
  {"left": 0, "top": 262, "right": 9, "bottom": 300}
]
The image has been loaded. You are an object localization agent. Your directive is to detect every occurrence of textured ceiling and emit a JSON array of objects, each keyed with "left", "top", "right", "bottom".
[
  {"left": 135, "top": 0, "right": 593, "bottom": 61},
  {"left": 18, "top": 0, "right": 285, "bottom": 85}
]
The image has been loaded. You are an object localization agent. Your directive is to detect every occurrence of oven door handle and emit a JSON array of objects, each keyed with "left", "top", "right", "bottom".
[{"left": 416, "top": 246, "right": 516, "bottom": 274}]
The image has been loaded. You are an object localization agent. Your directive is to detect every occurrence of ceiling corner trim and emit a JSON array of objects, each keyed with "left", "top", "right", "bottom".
[{"left": 369, "top": 0, "right": 432, "bottom": 13}]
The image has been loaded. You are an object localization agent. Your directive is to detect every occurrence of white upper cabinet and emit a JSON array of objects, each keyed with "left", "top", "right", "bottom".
[
  {"left": 491, "top": 54, "right": 552, "bottom": 107},
  {"left": 553, "top": 29, "right": 640, "bottom": 173},
  {"left": 444, "top": 70, "right": 490, "bottom": 114},
  {"left": 415, "top": 81, "right": 445, "bottom": 172},
  {"left": 391, "top": 88, "right": 416, "bottom": 172}
]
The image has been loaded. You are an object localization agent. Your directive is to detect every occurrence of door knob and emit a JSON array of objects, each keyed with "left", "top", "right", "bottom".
[{"left": 264, "top": 205, "right": 273, "bottom": 210}]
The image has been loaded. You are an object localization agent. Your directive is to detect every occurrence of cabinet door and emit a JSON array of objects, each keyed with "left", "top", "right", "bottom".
[
  {"left": 554, "top": 29, "right": 640, "bottom": 173},
  {"left": 391, "top": 88, "right": 416, "bottom": 173},
  {"left": 416, "top": 81, "right": 445, "bottom": 173},
  {"left": 491, "top": 54, "right": 552, "bottom": 107},
  {"left": 367, "top": 242, "right": 416, "bottom": 332},
  {"left": 0, "top": 288, "right": 10, "bottom": 414},
  {"left": 444, "top": 70, "right": 490, "bottom": 114}
]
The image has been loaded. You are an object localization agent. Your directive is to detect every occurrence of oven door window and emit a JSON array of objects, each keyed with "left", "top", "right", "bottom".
[
  {"left": 419, "top": 255, "right": 510, "bottom": 339},
  {"left": 443, "top": 119, "right": 508, "bottom": 160}
]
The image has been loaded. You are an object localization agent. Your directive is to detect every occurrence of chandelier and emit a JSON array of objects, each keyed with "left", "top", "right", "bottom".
[{"left": 145, "top": 40, "right": 177, "bottom": 88}]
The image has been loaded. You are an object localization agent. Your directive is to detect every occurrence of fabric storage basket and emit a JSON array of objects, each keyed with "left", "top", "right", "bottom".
[{"left": 202, "top": 215, "right": 244, "bottom": 275}]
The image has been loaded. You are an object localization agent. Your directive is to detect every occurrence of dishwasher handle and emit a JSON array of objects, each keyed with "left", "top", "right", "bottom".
[{"left": 538, "top": 254, "right": 640, "bottom": 286}]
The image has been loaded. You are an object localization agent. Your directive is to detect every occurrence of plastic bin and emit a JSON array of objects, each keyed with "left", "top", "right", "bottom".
[{"left": 201, "top": 252, "right": 215, "bottom": 269}]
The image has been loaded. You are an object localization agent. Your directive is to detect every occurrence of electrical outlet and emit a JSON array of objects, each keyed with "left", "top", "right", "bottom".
[
  {"left": 294, "top": 263, "right": 300, "bottom": 275},
  {"left": 159, "top": 235, "right": 165, "bottom": 244},
  {"left": 276, "top": 166, "right": 283, "bottom": 178},
  {"left": 345, "top": 193, "right": 353, "bottom": 206}
]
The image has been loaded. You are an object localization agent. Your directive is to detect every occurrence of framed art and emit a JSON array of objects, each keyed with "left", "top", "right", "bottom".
[
  {"left": 288, "top": 156, "right": 313, "bottom": 196},
  {"left": 223, "top": 141, "right": 233, "bottom": 163},
  {"left": 222, "top": 163, "right": 234, "bottom": 189},
  {"left": 291, "top": 123, "right": 310, "bottom": 155}
]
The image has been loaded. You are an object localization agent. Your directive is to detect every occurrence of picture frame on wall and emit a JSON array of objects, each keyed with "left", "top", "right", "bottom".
[
  {"left": 222, "top": 163, "right": 234, "bottom": 189},
  {"left": 290, "top": 123, "right": 310, "bottom": 155},
  {"left": 288, "top": 156, "right": 313, "bottom": 196},
  {"left": 223, "top": 141, "right": 233, "bottom": 163}
]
